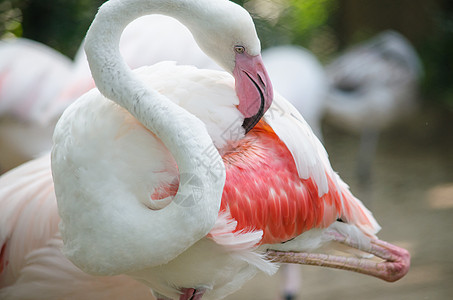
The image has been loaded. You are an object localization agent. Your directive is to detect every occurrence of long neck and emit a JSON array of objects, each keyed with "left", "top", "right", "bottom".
[
  {"left": 84, "top": 0, "right": 226, "bottom": 270},
  {"left": 85, "top": 0, "right": 209, "bottom": 129}
]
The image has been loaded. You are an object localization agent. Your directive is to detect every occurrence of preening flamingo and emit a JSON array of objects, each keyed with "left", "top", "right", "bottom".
[
  {"left": 1, "top": 0, "right": 410, "bottom": 299},
  {"left": 2, "top": 25, "right": 326, "bottom": 300},
  {"left": 324, "top": 30, "right": 423, "bottom": 190}
]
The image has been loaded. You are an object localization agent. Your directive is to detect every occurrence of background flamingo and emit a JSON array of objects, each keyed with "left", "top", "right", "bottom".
[
  {"left": 0, "top": 38, "right": 73, "bottom": 171},
  {"left": 324, "top": 30, "right": 423, "bottom": 193},
  {"left": 262, "top": 45, "right": 327, "bottom": 140}
]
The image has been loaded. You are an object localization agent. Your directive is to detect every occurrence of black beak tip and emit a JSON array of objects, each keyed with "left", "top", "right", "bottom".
[{"left": 242, "top": 116, "right": 259, "bottom": 134}]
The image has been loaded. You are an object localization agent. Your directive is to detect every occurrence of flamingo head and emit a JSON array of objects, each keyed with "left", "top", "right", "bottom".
[{"left": 187, "top": 1, "right": 273, "bottom": 133}]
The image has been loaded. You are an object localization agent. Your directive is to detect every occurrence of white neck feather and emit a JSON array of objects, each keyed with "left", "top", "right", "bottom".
[{"left": 74, "top": 0, "right": 227, "bottom": 273}]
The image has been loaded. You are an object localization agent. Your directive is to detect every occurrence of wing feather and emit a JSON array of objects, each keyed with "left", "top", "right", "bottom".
[
  {"left": 0, "top": 233, "right": 152, "bottom": 300},
  {"left": 264, "top": 94, "right": 380, "bottom": 236},
  {"left": 221, "top": 95, "right": 380, "bottom": 245},
  {"left": 0, "top": 154, "right": 59, "bottom": 286}
]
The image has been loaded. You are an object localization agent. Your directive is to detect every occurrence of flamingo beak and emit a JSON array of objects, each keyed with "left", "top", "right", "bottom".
[
  {"left": 267, "top": 232, "right": 410, "bottom": 283},
  {"left": 233, "top": 53, "right": 273, "bottom": 133}
]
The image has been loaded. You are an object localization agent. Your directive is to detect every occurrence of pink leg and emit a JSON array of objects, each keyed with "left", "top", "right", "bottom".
[
  {"left": 280, "top": 264, "right": 301, "bottom": 300},
  {"left": 191, "top": 289, "right": 205, "bottom": 300},
  {"left": 179, "top": 288, "right": 195, "bottom": 300},
  {"left": 179, "top": 288, "right": 206, "bottom": 300}
]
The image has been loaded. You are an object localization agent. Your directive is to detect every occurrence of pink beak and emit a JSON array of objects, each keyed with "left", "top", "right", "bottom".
[{"left": 233, "top": 52, "right": 273, "bottom": 133}]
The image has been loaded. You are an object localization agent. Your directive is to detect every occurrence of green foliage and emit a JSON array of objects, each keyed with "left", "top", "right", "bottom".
[
  {"left": 3, "top": 0, "right": 104, "bottom": 57},
  {"left": 418, "top": 9, "right": 453, "bottom": 109},
  {"left": 285, "top": 0, "right": 335, "bottom": 44},
  {"left": 232, "top": 0, "right": 339, "bottom": 60},
  {"left": 0, "top": 1, "right": 23, "bottom": 38}
]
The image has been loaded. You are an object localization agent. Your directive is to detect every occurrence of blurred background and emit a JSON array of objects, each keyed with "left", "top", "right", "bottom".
[
  {"left": 2, "top": 0, "right": 452, "bottom": 107},
  {"left": 1, "top": 0, "right": 452, "bottom": 299}
]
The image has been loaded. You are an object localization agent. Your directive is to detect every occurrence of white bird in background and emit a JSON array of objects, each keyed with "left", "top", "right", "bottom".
[
  {"left": 0, "top": 38, "right": 73, "bottom": 171},
  {"left": 0, "top": 0, "right": 410, "bottom": 299},
  {"left": 262, "top": 45, "right": 327, "bottom": 140},
  {"left": 324, "top": 30, "right": 423, "bottom": 192},
  {"left": 0, "top": 14, "right": 220, "bottom": 173}
]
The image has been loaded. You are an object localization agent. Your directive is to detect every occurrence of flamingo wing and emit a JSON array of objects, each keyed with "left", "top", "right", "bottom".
[
  {"left": 219, "top": 94, "right": 380, "bottom": 245},
  {"left": 0, "top": 154, "right": 59, "bottom": 287},
  {"left": 266, "top": 95, "right": 380, "bottom": 234}
]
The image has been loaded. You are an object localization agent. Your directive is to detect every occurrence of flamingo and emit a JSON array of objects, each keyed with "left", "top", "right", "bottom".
[
  {"left": 0, "top": 0, "right": 410, "bottom": 299},
  {"left": 324, "top": 30, "right": 423, "bottom": 191}
]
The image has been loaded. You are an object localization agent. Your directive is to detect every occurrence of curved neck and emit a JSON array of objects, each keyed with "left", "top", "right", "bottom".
[
  {"left": 84, "top": 0, "right": 226, "bottom": 268},
  {"left": 85, "top": 0, "right": 224, "bottom": 184},
  {"left": 85, "top": 0, "right": 207, "bottom": 122}
]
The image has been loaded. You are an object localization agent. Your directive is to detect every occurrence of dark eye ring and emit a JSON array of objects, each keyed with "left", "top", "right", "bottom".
[{"left": 234, "top": 45, "right": 245, "bottom": 54}]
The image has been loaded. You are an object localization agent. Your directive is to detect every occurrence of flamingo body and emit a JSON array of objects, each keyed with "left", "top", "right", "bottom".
[
  {"left": 0, "top": 66, "right": 407, "bottom": 299},
  {"left": 2, "top": 64, "right": 379, "bottom": 299}
]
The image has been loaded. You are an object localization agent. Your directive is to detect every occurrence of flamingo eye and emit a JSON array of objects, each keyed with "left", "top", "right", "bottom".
[{"left": 234, "top": 45, "right": 245, "bottom": 54}]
